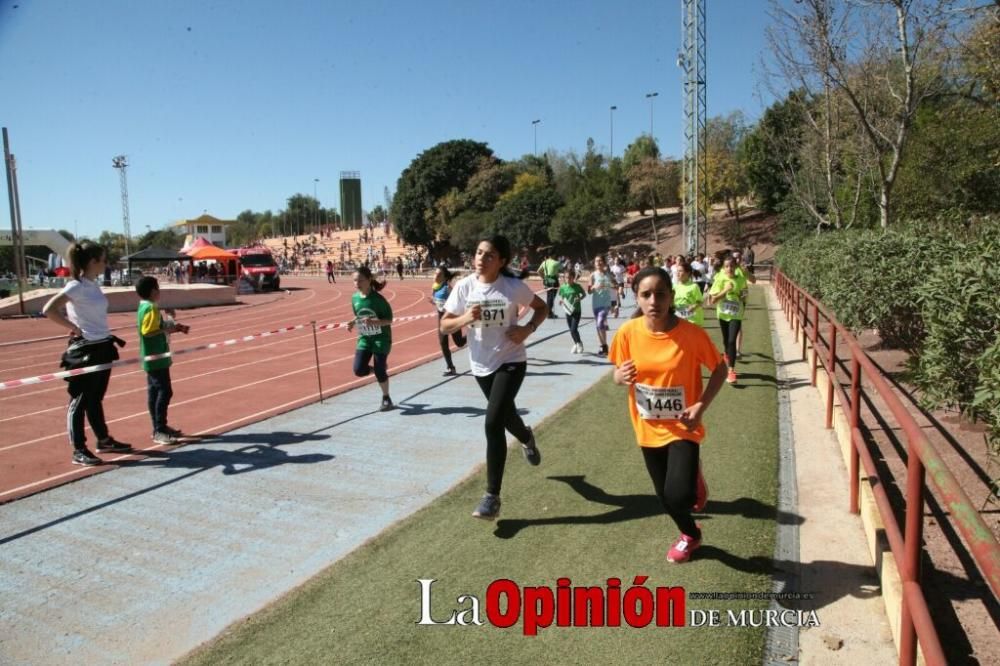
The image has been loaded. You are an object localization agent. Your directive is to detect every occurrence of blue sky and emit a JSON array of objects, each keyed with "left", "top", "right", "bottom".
[{"left": 0, "top": 0, "right": 773, "bottom": 240}]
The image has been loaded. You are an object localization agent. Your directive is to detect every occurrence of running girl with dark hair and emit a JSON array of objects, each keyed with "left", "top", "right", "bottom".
[
  {"left": 430, "top": 266, "right": 467, "bottom": 376},
  {"left": 708, "top": 256, "right": 746, "bottom": 385},
  {"left": 440, "top": 234, "right": 548, "bottom": 520},
  {"left": 558, "top": 268, "right": 586, "bottom": 353},
  {"left": 672, "top": 260, "right": 705, "bottom": 327},
  {"left": 610, "top": 266, "right": 727, "bottom": 563},
  {"left": 42, "top": 242, "right": 132, "bottom": 466},
  {"left": 347, "top": 265, "right": 394, "bottom": 411}
]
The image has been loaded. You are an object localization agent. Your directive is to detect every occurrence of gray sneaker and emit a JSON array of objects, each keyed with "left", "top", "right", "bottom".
[
  {"left": 472, "top": 493, "right": 501, "bottom": 520},
  {"left": 153, "top": 431, "right": 181, "bottom": 445},
  {"left": 521, "top": 428, "right": 541, "bottom": 466},
  {"left": 72, "top": 448, "right": 102, "bottom": 466}
]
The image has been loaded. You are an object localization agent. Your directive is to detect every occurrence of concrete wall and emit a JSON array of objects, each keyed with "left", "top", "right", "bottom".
[{"left": 0, "top": 283, "right": 236, "bottom": 317}]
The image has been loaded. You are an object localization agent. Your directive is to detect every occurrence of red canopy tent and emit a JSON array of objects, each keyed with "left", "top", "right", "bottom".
[{"left": 183, "top": 240, "right": 240, "bottom": 283}]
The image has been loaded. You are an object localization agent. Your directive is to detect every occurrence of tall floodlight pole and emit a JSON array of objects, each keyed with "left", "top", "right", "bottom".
[
  {"left": 609, "top": 105, "right": 617, "bottom": 159},
  {"left": 645, "top": 92, "right": 659, "bottom": 140},
  {"left": 531, "top": 119, "right": 541, "bottom": 157},
  {"left": 112, "top": 155, "right": 132, "bottom": 256},
  {"left": 681, "top": 0, "right": 708, "bottom": 256},
  {"left": 313, "top": 178, "right": 319, "bottom": 233},
  {"left": 3, "top": 128, "right": 27, "bottom": 314}
]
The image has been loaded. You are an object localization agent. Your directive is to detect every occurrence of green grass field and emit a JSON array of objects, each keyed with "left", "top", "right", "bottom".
[{"left": 183, "top": 287, "right": 779, "bottom": 665}]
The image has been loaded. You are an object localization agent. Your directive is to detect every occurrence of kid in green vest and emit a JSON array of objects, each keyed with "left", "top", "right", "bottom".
[{"left": 136, "top": 276, "right": 190, "bottom": 444}]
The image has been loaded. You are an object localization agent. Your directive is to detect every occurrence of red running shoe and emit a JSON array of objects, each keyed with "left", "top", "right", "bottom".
[{"left": 667, "top": 532, "right": 702, "bottom": 564}]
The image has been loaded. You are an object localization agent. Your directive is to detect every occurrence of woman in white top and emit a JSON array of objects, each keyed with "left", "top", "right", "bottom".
[
  {"left": 441, "top": 235, "right": 548, "bottom": 520},
  {"left": 42, "top": 242, "right": 132, "bottom": 467}
]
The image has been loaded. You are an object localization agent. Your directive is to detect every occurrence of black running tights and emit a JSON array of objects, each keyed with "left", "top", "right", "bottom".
[
  {"left": 641, "top": 441, "right": 701, "bottom": 539},
  {"left": 474, "top": 362, "right": 530, "bottom": 495}
]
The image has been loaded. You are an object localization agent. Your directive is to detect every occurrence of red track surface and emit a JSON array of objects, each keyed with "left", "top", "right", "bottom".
[{"left": 0, "top": 277, "right": 451, "bottom": 503}]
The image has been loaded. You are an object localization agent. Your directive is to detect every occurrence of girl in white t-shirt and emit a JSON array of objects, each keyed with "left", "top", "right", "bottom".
[
  {"left": 42, "top": 242, "right": 133, "bottom": 467},
  {"left": 441, "top": 235, "right": 548, "bottom": 520}
]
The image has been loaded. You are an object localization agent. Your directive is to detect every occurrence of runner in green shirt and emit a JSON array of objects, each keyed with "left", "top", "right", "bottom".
[
  {"left": 708, "top": 257, "right": 746, "bottom": 384},
  {"left": 672, "top": 260, "right": 705, "bottom": 327},
  {"left": 539, "top": 253, "right": 562, "bottom": 319},
  {"left": 347, "top": 265, "right": 395, "bottom": 411},
  {"left": 558, "top": 270, "right": 587, "bottom": 353}
]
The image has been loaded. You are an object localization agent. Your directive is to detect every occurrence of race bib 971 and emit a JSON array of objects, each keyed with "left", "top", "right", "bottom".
[
  {"left": 634, "top": 384, "right": 686, "bottom": 420},
  {"left": 469, "top": 298, "right": 509, "bottom": 328},
  {"left": 675, "top": 304, "right": 695, "bottom": 320}
]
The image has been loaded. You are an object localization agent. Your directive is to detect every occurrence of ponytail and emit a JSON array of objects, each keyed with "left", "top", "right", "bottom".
[
  {"left": 355, "top": 265, "right": 387, "bottom": 292},
  {"left": 66, "top": 241, "right": 106, "bottom": 280}
]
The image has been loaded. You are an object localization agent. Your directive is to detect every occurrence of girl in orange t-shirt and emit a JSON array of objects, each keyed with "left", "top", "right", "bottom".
[{"left": 609, "top": 266, "right": 728, "bottom": 563}]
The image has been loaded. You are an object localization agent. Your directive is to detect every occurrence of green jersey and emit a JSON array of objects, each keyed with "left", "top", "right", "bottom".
[
  {"left": 673, "top": 281, "right": 705, "bottom": 326},
  {"left": 558, "top": 283, "right": 586, "bottom": 316},
  {"left": 710, "top": 274, "right": 746, "bottom": 322},
  {"left": 137, "top": 300, "right": 171, "bottom": 371},
  {"left": 351, "top": 291, "right": 393, "bottom": 353}
]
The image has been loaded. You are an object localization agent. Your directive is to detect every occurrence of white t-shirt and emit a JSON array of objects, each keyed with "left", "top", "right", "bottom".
[
  {"left": 444, "top": 273, "right": 536, "bottom": 376},
  {"left": 611, "top": 264, "right": 626, "bottom": 285},
  {"left": 60, "top": 277, "right": 111, "bottom": 340}
]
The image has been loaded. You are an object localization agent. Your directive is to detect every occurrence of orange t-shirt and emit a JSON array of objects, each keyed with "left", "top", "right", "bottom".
[{"left": 608, "top": 317, "right": 724, "bottom": 447}]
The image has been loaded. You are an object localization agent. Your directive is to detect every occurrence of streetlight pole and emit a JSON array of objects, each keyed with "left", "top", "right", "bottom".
[
  {"left": 609, "top": 105, "right": 617, "bottom": 160},
  {"left": 532, "top": 119, "right": 541, "bottom": 157},
  {"left": 645, "top": 92, "right": 659, "bottom": 140}
]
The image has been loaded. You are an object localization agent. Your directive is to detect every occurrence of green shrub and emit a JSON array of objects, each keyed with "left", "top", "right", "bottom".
[{"left": 777, "top": 214, "right": 1000, "bottom": 451}]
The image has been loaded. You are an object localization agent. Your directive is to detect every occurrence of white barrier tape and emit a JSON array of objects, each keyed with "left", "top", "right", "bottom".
[{"left": 0, "top": 311, "right": 441, "bottom": 391}]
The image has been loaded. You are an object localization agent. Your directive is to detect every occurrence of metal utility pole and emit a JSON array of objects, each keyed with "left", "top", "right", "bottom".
[
  {"left": 645, "top": 92, "right": 659, "bottom": 139},
  {"left": 531, "top": 119, "right": 541, "bottom": 157},
  {"left": 3, "top": 128, "right": 27, "bottom": 313},
  {"left": 112, "top": 155, "right": 132, "bottom": 256},
  {"left": 680, "top": 0, "right": 708, "bottom": 256},
  {"left": 609, "top": 105, "right": 617, "bottom": 160}
]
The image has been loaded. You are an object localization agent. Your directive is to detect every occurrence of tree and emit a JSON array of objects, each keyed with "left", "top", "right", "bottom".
[
  {"left": 491, "top": 184, "right": 562, "bottom": 254},
  {"left": 549, "top": 139, "right": 626, "bottom": 256},
  {"left": 627, "top": 157, "right": 680, "bottom": 243},
  {"left": 622, "top": 135, "right": 660, "bottom": 173},
  {"left": 742, "top": 92, "right": 804, "bottom": 213},
  {"left": 369, "top": 205, "right": 387, "bottom": 224},
  {"left": 136, "top": 228, "right": 184, "bottom": 251},
  {"left": 391, "top": 140, "right": 495, "bottom": 249},
  {"left": 705, "top": 112, "right": 751, "bottom": 223},
  {"left": 767, "top": 0, "right": 961, "bottom": 228}
]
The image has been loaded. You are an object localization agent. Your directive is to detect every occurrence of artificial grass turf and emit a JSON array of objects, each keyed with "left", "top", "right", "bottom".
[{"left": 183, "top": 286, "right": 780, "bottom": 665}]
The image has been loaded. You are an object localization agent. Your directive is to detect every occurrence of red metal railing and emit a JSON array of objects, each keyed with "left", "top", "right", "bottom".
[{"left": 774, "top": 269, "right": 1000, "bottom": 666}]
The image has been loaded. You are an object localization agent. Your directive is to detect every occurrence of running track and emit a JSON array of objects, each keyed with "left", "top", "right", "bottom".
[{"left": 0, "top": 277, "right": 459, "bottom": 503}]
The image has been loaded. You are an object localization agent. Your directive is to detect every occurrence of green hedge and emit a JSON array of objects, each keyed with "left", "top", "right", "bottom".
[{"left": 776, "top": 217, "right": 1000, "bottom": 452}]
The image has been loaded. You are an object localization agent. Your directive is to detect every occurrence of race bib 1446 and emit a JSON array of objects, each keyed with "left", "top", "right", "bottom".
[{"left": 634, "top": 384, "right": 687, "bottom": 420}]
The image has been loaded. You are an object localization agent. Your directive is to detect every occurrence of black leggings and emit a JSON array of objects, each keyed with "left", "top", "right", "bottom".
[
  {"left": 67, "top": 370, "right": 112, "bottom": 450},
  {"left": 474, "top": 362, "right": 531, "bottom": 495},
  {"left": 641, "top": 441, "right": 701, "bottom": 539},
  {"left": 718, "top": 318, "right": 742, "bottom": 369},
  {"left": 565, "top": 312, "right": 582, "bottom": 344},
  {"left": 437, "top": 310, "right": 466, "bottom": 370},
  {"left": 353, "top": 349, "right": 389, "bottom": 383}
]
